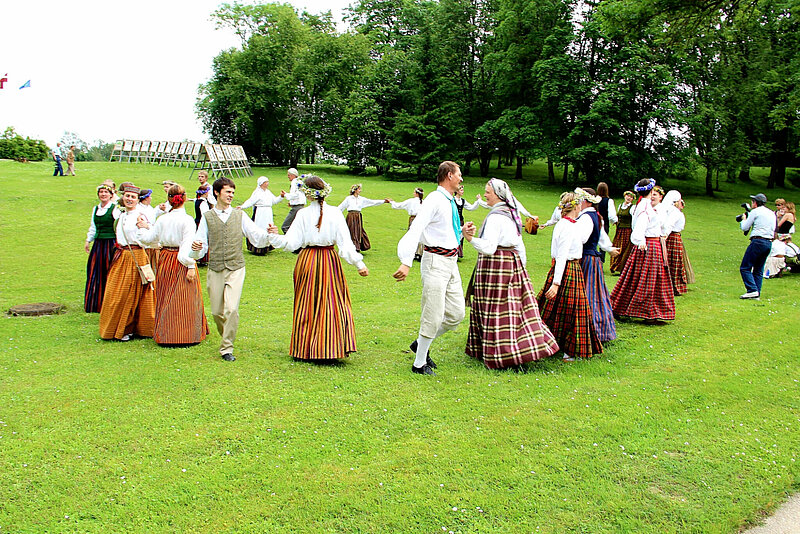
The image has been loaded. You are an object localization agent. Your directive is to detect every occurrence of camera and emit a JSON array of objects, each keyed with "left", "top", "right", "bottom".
[{"left": 735, "top": 203, "right": 752, "bottom": 223}]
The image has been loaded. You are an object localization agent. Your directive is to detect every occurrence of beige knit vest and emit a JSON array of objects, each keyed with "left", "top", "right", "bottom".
[{"left": 205, "top": 209, "right": 245, "bottom": 272}]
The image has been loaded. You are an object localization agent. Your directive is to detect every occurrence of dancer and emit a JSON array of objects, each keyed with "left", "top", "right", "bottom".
[
  {"left": 98, "top": 184, "right": 156, "bottom": 341},
  {"left": 239, "top": 176, "right": 284, "bottom": 254},
  {"left": 281, "top": 168, "right": 305, "bottom": 233},
  {"left": 390, "top": 187, "right": 425, "bottom": 262},
  {"left": 596, "top": 182, "right": 617, "bottom": 262},
  {"left": 662, "top": 190, "right": 688, "bottom": 295},
  {"left": 137, "top": 185, "right": 209, "bottom": 345},
  {"left": 338, "top": 184, "right": 389, "bottom": 252},
  {"left": 537, "top": 192, "right": 603, "bottom": 360},
  {"left": 155, "top": 180, "right": 177, "bottom": 217},
  {"left": 197, "top": 171, "right": 217, "bottom": 206},
  {"left": 267, "top": 175, "right": 369, "bottom": 360},
  {"left": 84, "top": 183, "right": 120, "bottom": 313},
  {"left": 610, "top": 191, "right": 635, "bottom": 275},
  {"left": 610, "top": 178, "right": 675, "bottom": 322},
  {"left": 393, "top": 161, "right": 466, "bottom": 376},
  {"left": 464, "top": 178, "right": 559, "bottom": 368},
  {"left": 193, "top": 184, "right": 212, "bottom": 266},
  {"left": 190, "top": 177, "right": 272, "bottom": 361},
  {"left": 576, "top": 188, "right": 619, "bottom": 343},
  {"left": 138, "top": 188, "right": 160, "bottom": 273}
]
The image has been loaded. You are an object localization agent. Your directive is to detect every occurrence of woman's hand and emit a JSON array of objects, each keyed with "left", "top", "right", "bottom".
[
  {"left": 544, "top": 283, "right": 558, "bottom": 300},
  {"left": 84, "top": 241, "right": 91, "bottom": 254},
  {"left": 186, "top": 268, "right": 196, "bottom": 282},
  {"left": 358, "top": 267, "right": 369, "bottom": 277}
]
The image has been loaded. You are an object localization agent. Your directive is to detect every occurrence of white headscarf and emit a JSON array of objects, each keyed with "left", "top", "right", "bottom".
[
  {"left": 257, "top": 176, "right": 269, "bottom": 187},
  {"left": 488, "top": 178, "right": 522, "bottom": 234}
]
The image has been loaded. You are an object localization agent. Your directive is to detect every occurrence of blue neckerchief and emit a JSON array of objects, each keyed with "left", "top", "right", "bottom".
[{"left": 441, "top": 190, "right": 463, "bottom": 242}]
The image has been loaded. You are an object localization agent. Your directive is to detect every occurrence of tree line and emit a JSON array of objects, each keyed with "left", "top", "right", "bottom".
[{"left": 196, "top": 0, "right": 800, "bottom": 194}]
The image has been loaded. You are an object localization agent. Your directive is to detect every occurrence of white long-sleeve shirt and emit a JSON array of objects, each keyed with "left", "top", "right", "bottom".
[
  {"left": 469, "top": 212, "right": 526, "bottom": 265},
  {"left": 541, "top": 206, "right": 561, "bottom": 228},
  {"left": 240, "top": 187, "right": 284, "bottom": 227},
  {"left": 397, "top": 186, "right": 461, "bottom": 267},
  {"left": 662, "top": 206, "right": 686, "bottom": 234},
  {"left": 741, "top": 205, "right": 776, "bottom": 239},
  {"left": 86, "top": 202, "right": 120, "bottom": 242},
  {"left": 269, "top": 202, "right": 366, "bottom": 270},
  {"left": 390, "top": 198, "right": 424, "bottom": 217},
  {"left": 136, "top": 207, "right": 198, "bottom": 269},
  {"left": 284, "top": 177, "right": 307, "bottom": 207},
  {"left": 550, "top": 217, "right": 583, "bottom": 285},
  {"left": 189, "top": 206, "right": 270, "bottom": 259},
  {"left": 630, "top": 199, "right": 662, "bottom": 246},
  {"left": 115, "top": 207, "right": 146, "bottom": 247},
  {"left": 576, "top": 207, "right": 615, "bottom": 252},
  {"left": 338, "top": 195, "right": 385, "bottom": 212},
  {"left": 462, "top": 198, "right": 481, "bottom": 211},
  {"left": 476, "top": 198, "right": 534, "bottom": 219},
  {"left": 606, "top": 199, "right": 618, "bottom": 224}
]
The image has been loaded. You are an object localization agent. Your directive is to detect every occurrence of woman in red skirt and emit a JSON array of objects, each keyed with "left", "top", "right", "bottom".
[
  {"left": 610, "top": 190, "right": 635, "bottom": 275},
  {"left": 269, "top": 176, "right": 369, "bottom": 360},
  {"left": 610, "top": 179, "right": 676, "bottom": 322},
  {"left": 84, "top": 183, "right": 120, "bottom": 312},
  {"left": 537, "top": 192, "right": 603, "bottom": 361},
  {"left": 136, "top": 184, "right": 209, "bottom": 345},
  {"left": 464, "top": 178, "right": 559, "bottom": 369},
  {"left": 662, "top": 190, "right": 688, "bottom": 295}
]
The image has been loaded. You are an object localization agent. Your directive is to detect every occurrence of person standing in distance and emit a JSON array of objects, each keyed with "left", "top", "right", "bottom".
[
  {"left": 739, "top": 193, "right": 776, "bottom": 300},
  {"left": 52, "top": 142, "right": 65, "bottom": 176},
  {"left": 393, "top": 161, "right": 467, "bottom": 376},
  {"left": 281, "top": 168, "right": 305, "bottom": 234},
  {"left": 190, "top": 177, "right": 271, "bottom": 361}
]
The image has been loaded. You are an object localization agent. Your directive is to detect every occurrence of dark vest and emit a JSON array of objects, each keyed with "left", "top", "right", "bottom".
[
  {"left": 598, "top": 198, "right": 610, "bottom": 233},
  {"left": 581, "top": 210, "right": 601, "bottom": 257},
  {"left": 617, "top": 203, "right": 633, "bottom": 229},
  {"left": 94, "top": 205, "right": 116, "bottom": 240},
  {"left": 195, "top": 198, "right": 207, "bottom": 227}
]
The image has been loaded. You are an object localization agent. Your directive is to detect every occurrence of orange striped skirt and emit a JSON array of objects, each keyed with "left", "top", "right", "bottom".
[
  {"left": 99, "top": 247, "right": 155, "bottom": 339},
  {"left": 153, "top": 248, "right": 209, "bottom": 345},
  {"left": 290, "top": 246, "right": 356, "bottom": 359}
]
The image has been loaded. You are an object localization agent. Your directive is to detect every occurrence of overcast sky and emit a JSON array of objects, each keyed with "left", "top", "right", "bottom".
[{"left": 0, "top": 0, "right": 351, "bottom": 148}]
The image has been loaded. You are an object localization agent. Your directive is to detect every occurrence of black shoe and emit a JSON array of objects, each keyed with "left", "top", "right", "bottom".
[
  {"left": 221, "top": 353, "right": 236, "bottom": 361},
  {"left": 409, "top": 340, "right": 437, "bottom": 369},
  {"left": 412, "top": 364, "right": 436, "bottom": 376}
]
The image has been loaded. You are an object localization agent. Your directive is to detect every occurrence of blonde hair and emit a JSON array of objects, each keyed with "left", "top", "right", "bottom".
[
  {"left": 559, "top": 192, "right": 579, "bottom": 217},
  {"left": 784, "top": 202, "right": 795, "bottom": 215}
]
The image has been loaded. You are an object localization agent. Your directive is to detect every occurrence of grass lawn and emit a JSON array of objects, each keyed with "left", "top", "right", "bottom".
[{"left": 1, "top": 159, "right": 799, "bottom": 533}]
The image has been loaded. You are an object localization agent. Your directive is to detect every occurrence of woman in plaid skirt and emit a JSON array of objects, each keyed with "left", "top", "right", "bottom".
[
  {"left": 610, "top": 191, "right": 635, "bottom": 275},
  {"left": 610, "top": 179, "right": 676, "bottom": 322},
  {"left": 662, "top": 190, "right": 688, "bottom": 295},
  {"left": 464, "top": 179, "right": 559, "bottom": 369},
  {"left": 537, "top": 192, "right": 603, "bottom": 361}
]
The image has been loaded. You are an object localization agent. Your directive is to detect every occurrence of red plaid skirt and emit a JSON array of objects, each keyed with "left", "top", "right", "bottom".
[
  {"left": 666, "top": 232, "right": 688, "bottom": 295},
  {"left": 466, "top": 250, "right": 559, "bottom": 368},
  {"left": 537, "top": 259, "right": 602, "bottom": 359},
  {"left": 610, "top": 227, "right": 632, "bottom": 274},
  {"left": 610, "top": 237, "right": 675, "bottom": 320}
]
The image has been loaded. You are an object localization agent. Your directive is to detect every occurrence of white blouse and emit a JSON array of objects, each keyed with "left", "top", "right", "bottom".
[
  {"left": 270, "top": 202, "right": 366, "bottom": 270},
  {"left": 86, "top": 202, "right": 120, "bottom": 242},
  {"left": 550, "top": 217, "right": 584, "bottom": 285},
  {"left": 338, "top": 195, "right": 385, "bottom": 212},
  {"left": 469, "top": 212, "right": 526, "bottom": 265},
  {"left": 390, "top": 198, "right": 424, "bottom": 217},
  {"left": 541, "top": 205, "right": 561, "bottom": 228},
  {"left": 115, "top": 207, "right": 145, "bottom": 247},
  {"left": 630, "top": 199, "right": 662, "bottom": 246},
  {"left": 397, "top": 186, "right": 461, "bottom": 266},
  {"left": 662, "top": 205, "right": 686, "bottom": 234},
  {"left": 240, "top": 187, "right": 284, "bottom": 227},
  {"left": 136, "top": 207, "right": 197, "bottom": 268}
]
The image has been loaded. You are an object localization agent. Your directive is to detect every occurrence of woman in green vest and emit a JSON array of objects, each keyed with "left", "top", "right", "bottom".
[{"left": 84, "top": 183, "right": 120, "bottom": 312}]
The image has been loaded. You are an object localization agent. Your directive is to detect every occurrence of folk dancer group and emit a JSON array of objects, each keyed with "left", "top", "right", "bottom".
[{"left": 85, "top": 163, "right": 703, "bottom": 374}]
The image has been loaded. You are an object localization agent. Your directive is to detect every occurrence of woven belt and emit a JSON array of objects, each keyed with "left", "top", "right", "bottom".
[
  {"left": 161, "top": 246, "right": 179, "bottom": 251},
  {"left": 424, "top": 245, "right": 459, "bottom": 257},
  {"left": 116, "top": 244, "right": 141, "bottom": 250}
]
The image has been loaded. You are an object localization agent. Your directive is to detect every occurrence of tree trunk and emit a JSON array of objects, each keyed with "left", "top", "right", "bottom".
[
  {"left": 463, "top": 156, "right": 472, "bottom": 176},
  {"left": 705, "top": 166, "right": 714, "bottom": 196},
  {"left": 515, "top": 155, "right": 523, "bottom": 181},
  {"left": 571, "top": 163, "right": 579, "bottom": 185},
  {"left": 738, "top": 167, "right": 751, "bottom": 182},
  {"left": 479, "top": 150, "right": 491, "bottom": 177},
  {"left": 715, "top": 169, "right": 720, "bottom": 191},
  {"left": 497, "top": 153, "right": 502, "bottom": 169},
  {"left": 547, "top": 157, "right": 555, "bottom": 184},
  {"left": 726, "top": 169, "right": 737, "bottom": 183},
  {"left": 561, "top": 162, "right": 569, "bottom": 186}
]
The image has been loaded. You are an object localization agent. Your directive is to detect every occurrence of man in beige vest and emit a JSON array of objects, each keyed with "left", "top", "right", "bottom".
[{"left": 190, "top": 177, "right": 271, "bottom": 361}]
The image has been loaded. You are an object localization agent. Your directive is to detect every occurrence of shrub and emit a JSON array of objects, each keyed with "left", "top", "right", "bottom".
[{"left": 0, "top": 127, "right": 49, "bottom": 161}]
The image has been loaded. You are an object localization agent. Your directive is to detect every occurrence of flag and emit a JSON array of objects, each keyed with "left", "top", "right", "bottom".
[
  {"left": 19, "top": 80, "right": 30, "bottom": 89},
  {"left": 0, "top": 74, "right": 7, "bottom": 90}
]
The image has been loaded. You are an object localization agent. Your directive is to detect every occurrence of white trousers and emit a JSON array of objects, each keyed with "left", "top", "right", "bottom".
[
  {"left": 206, "top": 267, "right": 246, "bottom": 355},
  {"left": 418, "top": 252, "right": 465, "bottom": 339}
]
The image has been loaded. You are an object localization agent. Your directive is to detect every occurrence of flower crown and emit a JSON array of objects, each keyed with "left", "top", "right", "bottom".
[
  {"left": 300, "top": 175, "right": 332, "bottom": 200},
  {"left": 634, "top": 178, "right": 656, "bottom": 193},
  {"left": 558, "top": 193, "right": 580, "bottom": 211}
]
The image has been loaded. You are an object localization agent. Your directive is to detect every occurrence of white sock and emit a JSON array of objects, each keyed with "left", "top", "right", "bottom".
[{"left": 414, "top": 335, "right": 434, "bottom": 368}]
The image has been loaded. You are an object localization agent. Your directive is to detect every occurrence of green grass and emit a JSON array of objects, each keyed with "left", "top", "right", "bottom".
[{"left": 1, "top": 159, "right": 799, "bottom": 533}]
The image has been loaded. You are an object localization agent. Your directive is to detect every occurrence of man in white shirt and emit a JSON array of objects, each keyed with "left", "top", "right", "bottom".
[
  {"left": 281, "top": 168, "right": 306, "bottom": 234},
  {"left": 393, "top": 161, "right": 466, "bottom": 376},
  {"left": 52, "top": 142, "right": 65, "bottom": 176},
  {"left": 739, "top": 193, "right": 776, "bottom": 299},
  {"left": 190, "top": 177, "right": 271, "bottom": 361}
]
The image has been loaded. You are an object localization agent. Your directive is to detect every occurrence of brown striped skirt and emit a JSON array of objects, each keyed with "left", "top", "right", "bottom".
[
  {"left": 290, "top": 246, "right": 356, "bottom": 359},
  {"left": 466, "top": 249, "right": 559, "bottom": 368},
  {"left": 537, "top": 259, "right": 602, "bottom": 359},
  {"left": 610, "top": 237, "right": 675, "bottom": 320},
  {"left": 152, "top": 248, "right": 209, "bottom": 345},
  {"left": 610, "top": 227, "right": 633, "bottom": 274},
  {"left": 146, "top": 247, "right": 160, "bottom": 274},
  {"left": 346, "top": 211, "right": 371, "bottom": 252},
  {"left": 666, "top": 232, "right": 688, "bottom": 295},
  {"left": 98, "top": 247, "right": 156, "bottom": 340}
]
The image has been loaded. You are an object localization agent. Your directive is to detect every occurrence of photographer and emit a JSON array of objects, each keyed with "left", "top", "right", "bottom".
[{"left": 738, "top": 193, "right": 776, "bottom": 300}]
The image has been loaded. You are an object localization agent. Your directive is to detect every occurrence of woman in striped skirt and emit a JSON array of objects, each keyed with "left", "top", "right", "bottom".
[
  {"left": 390, "top": 187, "right": 425, "bottom": 261},
  {"left": 98, "top": 184, "right": 156, "bottom": 341},
  {"left": 136, "top": 184, "right": 209, "bottom": 345},
  {"left": 338, "top": 184, "right": 389, "bottom": 252},
  {"left": 84, "top": 184, "right": 120, "bottom": 312},
  {"left": 269, "top": 175, "right": 369, "bottom": 360},
  {"left": 464, "top": 179, "right": 559, "bottom": 368},
  {"left": 662, "top": 190, "right": 688, "bottom": 295},
  {"left": 610, "top": 191, "right": 635, "bottom": 275},
  {"left": 537, "top": 192, "right": 603, "bottom": 361},
  {"left": 610, "top": 179, "right": 676, "bottom": 322}
]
